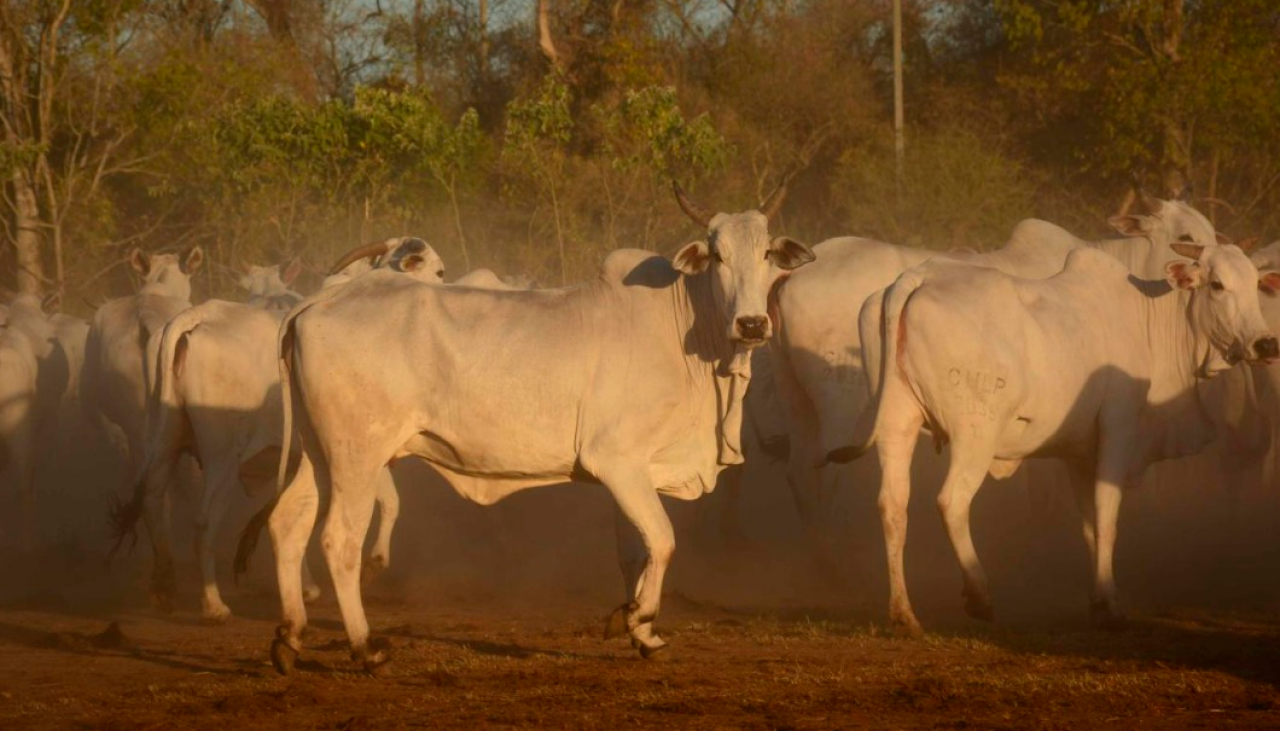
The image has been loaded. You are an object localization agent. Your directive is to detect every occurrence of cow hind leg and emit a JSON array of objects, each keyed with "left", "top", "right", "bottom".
[
  {"left": 139, "top": 456, "right": 181, "bottom": 613},
  {"left": 194, "top": 463, "right": 237, "bottom": 623},
  {"left": 599, "top": 463, "right": 675, "bottom": 659},
  {"left": 936, "top": 438, "right": 999, "bottom": 622},
  {"left": 363, "top": 468, "right": 399, "bottom": 585},
  {"left": 876, "top": 395, "right": 925, "bottom": 638},
  {"left": 268, "top": 453, "right": 320, "bottom": 674},
  {"left": 319, "top": 459, "right": 384, "bottom": 671}
]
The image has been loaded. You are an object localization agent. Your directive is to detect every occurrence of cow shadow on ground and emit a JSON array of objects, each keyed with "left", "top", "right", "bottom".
[
  {"left": 0, "top": 618, "right": 247, "bottom": 676},
  {"left": 936, "top": 610, "right": 1280, "bottom": 689}
]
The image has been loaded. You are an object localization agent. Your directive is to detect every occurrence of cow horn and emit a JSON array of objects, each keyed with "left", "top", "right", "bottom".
[
  {"left": 1201, "top": 196, "right": 1237, "bottom": 214},
  {"left": 1133, "top": 185, "right": 1161, "bottom": 216},
  {"left": 672, "top": 181, "right": 713, "bottom": 228},
  {"left": 759, "top": 174, "right": 793, "bottom": 220},
  {"left": 327, "top": 240, "right": 394, "bottom": 275}
]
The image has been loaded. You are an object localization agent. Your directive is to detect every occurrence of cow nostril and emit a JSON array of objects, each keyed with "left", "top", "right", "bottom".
[
  {"left": 736, "top": 316, "right": 768, "bottom": 339},
  {"left": 1255, "top": 337, "right": 1279, "bottom": 359}
]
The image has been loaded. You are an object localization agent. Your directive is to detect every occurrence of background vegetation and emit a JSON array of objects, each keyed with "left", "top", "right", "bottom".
[{"left": 3, "top": 0, "right": 1279, "bottom": 300}]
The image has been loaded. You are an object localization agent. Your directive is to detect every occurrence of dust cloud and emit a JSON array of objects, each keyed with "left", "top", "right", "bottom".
[{"left": 5, "top": 401, "right": 1280, "bottom": 633}]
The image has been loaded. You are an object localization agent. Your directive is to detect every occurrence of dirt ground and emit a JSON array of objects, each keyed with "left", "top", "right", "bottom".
[
  {"left": 3, "top": 585, "right": 1280, "bottom": 730},
  {"left": 7, "top": 447, "right": 1280, "bottom": 729}
]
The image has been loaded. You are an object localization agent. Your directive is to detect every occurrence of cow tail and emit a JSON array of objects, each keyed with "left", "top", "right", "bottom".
[
  {"left": 829, "top": 273, "right": 922, "bottom": 464},
  {"left": 234, "top": 309, "right": 300, "bottom": 581},
  {"left": 107, "top": 308, "right": 203, "bottom": 561}
]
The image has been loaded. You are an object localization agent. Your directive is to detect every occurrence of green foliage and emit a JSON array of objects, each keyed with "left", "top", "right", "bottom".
[
  {"left": 353, "top": 86, "right": 486, "bottom": 192},
  {"left": 8, "top": 0, "right": 1280, "bottom": 299},
  {"left": 835, "top": 126, "right": 1041, "bottom": 250},
  {"left": 598, "top": 86, "right": 729, "bottom": 180},
  {"left": 502, "top": 74, "right": 574, "bottom": 171}
]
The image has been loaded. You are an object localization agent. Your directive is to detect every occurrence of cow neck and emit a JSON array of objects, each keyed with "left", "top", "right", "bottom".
[
  {"left": 673, "top": 271, "right": 749, "bottom": 465},
  {"left": 139, "top": 274, "right": 192, "bottom": 302},
  {"left": 1092, "top": 235, "right": 1169, "bottom": 280},
  {"left": 1131, "top": 277, "right": 1216, "bottom": 462},
  {"left": 3, "top": 297, "right": 54, "bottom": 361}
]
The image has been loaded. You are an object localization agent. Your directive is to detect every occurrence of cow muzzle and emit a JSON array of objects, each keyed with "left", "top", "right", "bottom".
[
  {"left": 1253, "top": 336, "right": 1280, "bottom": 364},
  {"left": 734, "top": 315, "right": 770, "bottom": 345}
]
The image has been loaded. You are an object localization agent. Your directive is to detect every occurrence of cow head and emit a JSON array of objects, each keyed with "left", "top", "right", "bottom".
[
  {"left": 239, "top": 258, "right": 302, "bottom": 299},
  {"left": 129, "top": 246, "right": 204, "bottom": 300},
  {"left": 1166, "top": 243, "right": 1279, "bottom": 373},
  {"left": 323, "top": 237, "right": 445, "bottom": 289},
  {"left": 1108, "top": 187, "right": 1226, "bottom": 249},
  {"left": 669, "top": 181, "right": 815, "bottom": 346}
]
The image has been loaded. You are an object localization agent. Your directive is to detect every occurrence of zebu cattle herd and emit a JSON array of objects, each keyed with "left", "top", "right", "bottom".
[{"left": 2, "top": 181, "right": 1280, "bottom": 675}]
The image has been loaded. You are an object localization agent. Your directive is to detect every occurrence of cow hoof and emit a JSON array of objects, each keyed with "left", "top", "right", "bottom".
[
  {"left": 964, "top": 593, "right": 995, "bottom": 623},
  {"left": 638, "top": 638, "right": 668, "bottom": 660},
  {"left": 202, "top": 605, "right": 232, "bottom": 625},
  {"left": 270, "top": 638, "right": 299, "bottom": 676},
  {"left": 603, "top": 603, "right": 634, "bottom": 640},
  {"left": 355, "top": 638, "right": 393, "bottom": 674},
  {"left": 302, "top": 585, "right": 322, "bottom": 603},
  {"left": 891, "top": 618, "right": 925, "bottom": 640},
  {"left": 361, "top": 555, "right": 387, "bottom": 587},
  {"left": 1090, "top": 602, "right": 1127, "bottom": 630},
  {"left": 151, "top": 591, "right": 175, "bottom": 615}
]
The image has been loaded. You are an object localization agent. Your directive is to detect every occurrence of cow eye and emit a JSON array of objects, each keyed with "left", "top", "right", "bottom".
[
  {"left": 436, "top": 269, "right": 445, "bottom": 278},
  {"left": 1210, "top": 280, "right": 1225, "bottom": 291},
  {"left": 1179, "top": 234, "right": 1195, "bottom": 242}
]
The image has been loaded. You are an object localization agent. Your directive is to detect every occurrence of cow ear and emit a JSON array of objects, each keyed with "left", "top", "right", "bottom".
[
  {"left": 182, "top": 246, "right": 205, "bottom": 275},
  {"left": 767, "top": 236, "right": 816, "bottom": 270},
  {"left": 282, "top": 257, "right": 303, "bottom": 285},
  {"left": 1170, "top": 242, "right": 1206, "bottom": 261},
  {"left": 672, "top": 241, "right": 712, "bottom": 275},
  {"left": 129, "top": 248, "right": 150, "bottom": 276},
  {"left": 1108, "top": 214, "right": 1154, "bottom": 237},
  {"left": 1259, "top": 271, "right": 1280, "bottom": 295},
  {"left": 398, "top": 254, "right": 426, "bottom": 273},
  {"left": 1236, "top": 235, "right": 1260, "bottom": 253},
  {"left": 1166, "top": 260, "right": 1204, "bottom": 290}
]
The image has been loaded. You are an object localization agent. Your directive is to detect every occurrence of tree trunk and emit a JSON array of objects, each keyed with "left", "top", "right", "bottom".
[
  {"left": 246, "top": 0, "right": 295, "bottom": 46},
  {"left": 446, "top": 179, "right": 470, "bottom": 273},
  {"left": 538, "top": 0, "right": 560, "bottom": 68},
  {"left": 414, "top": 0, "right": 426, "bottom": 87},
  {"left": 10, "top": 169, "right": 44, "bottom": 294},
  {"left": 478, "top": 0, "right": 490, "bottom": 82}
]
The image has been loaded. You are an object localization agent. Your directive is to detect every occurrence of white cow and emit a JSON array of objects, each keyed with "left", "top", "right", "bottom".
[
  {"left": 770, "top": 192, "right": 1223, "bottom": 531},
  {"left": 80, "top": 248, "right": 205, "bottom": 471},
  {"left": 0, "top": 295, "right": 56, "bottom": 550},
  {"left": 238, "top": 259, "right": 304, "bottom": 313},
  {"left": 260, "top": 183, "right": 813, "bottom": 672},
  {"left": 112, "top": 238, "right": 443, "bottom": 620},
  {"left": 841, "top": 243, "right": 1278, "bottom": 636},
  {"left": 1209, "top": 239, "right": 1280, "bottom": 496}
]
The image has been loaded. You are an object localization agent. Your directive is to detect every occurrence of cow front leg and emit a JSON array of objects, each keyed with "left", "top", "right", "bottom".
[
  {"left": 599, "top": 464, "right": 674, "bottom": 659},
  {"left": 1089, "top": 435, "right": 1130, "bottom": 628},
  {"left": 268, "top": 453, "right": 319, "bottom": 675},
  {"left": 1067, "top": 460, "right": 1098, "bottom": 576}
]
